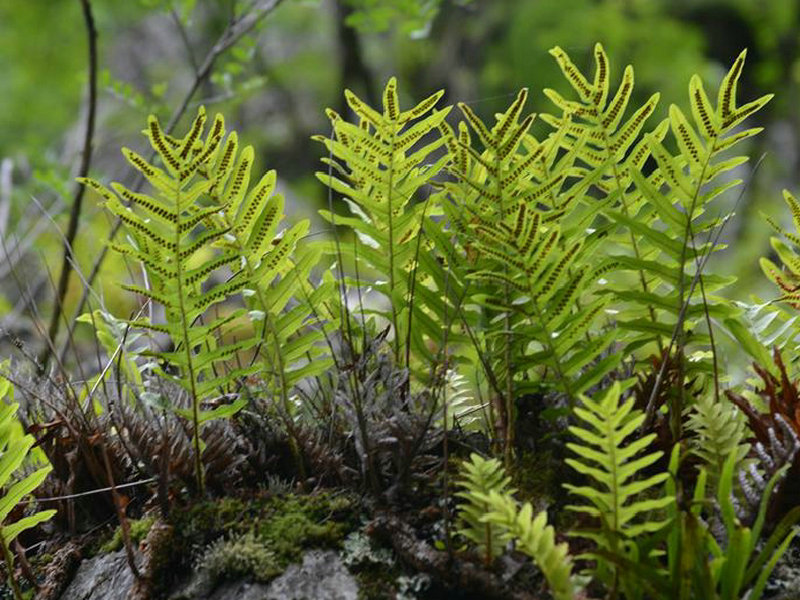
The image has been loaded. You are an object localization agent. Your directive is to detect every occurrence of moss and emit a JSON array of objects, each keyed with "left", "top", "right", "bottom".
[
  {"left": 98, "top": 516, "right": 156, "bottom": 553},
  {"left": 513, "top": 449, "right": 559, "bottom": 506},
  {"left": 353, "top": 563, "right": 404, "bottom": 600},
  {"left": 159, "top": 489, "right": 360, "bottom": 588},
  {"left": 196, "top": 531, "right": 282, "bottom": 584}
]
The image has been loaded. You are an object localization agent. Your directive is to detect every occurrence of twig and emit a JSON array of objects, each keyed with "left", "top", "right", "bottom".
[{"left": 39, "top": 0, "right": 98, "bottom": 372}]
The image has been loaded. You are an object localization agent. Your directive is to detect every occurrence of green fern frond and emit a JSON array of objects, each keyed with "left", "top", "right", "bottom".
[
  {"left": 0, "top": 377, "right": 56, "bottom": 600},
  {"left": 622, "top": 50, "right": 769, "bottom": 360},
  {"left": 686, "top": 392, "right": 749, "bottom": 477},
  {"left": 82, "top": 107, "right": 281, "bottom": 493},
  {"left": 455, "top": 453, "right": 515, "bottom": 565},
  {"left": 480, "top": 491, "right": 577, "bottom": 600},
  {"left": 444, "top": 89, "right": 616, "bottom": 410},
  {"left": 315, "top": 77, "right": 452, "bottom": 373},
  {"left": 565, "top": 382, "right": 673, "bottom": 560}
]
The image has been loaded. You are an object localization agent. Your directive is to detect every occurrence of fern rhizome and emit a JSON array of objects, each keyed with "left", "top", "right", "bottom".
[{"left": 46, "top": 41, "right": 800, "bottom": 599}]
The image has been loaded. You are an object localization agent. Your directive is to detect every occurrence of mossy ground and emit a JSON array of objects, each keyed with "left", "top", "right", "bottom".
[{"left": 151, "top": 489, "right": 362, "bottom": 593}]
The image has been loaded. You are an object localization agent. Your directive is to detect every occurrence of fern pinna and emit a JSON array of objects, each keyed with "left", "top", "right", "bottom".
[
  {"left": 81, "top": 108, "right": 320, "bottom": 493},
  {"left": 441, "top": 88, "right": 617, "bottom": 459},
  {"left": 315, "top": 78, "right": 451, "bottom": 375}
]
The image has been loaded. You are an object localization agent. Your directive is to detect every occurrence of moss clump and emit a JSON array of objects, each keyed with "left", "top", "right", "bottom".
[
  {"left": 97, "top": 516, "right": 156, "bottom": 554},
  {"left": 163, "top": 490, "right": 359, "bottom": 588},
  {"left": 196, "top": 531, "right": 282, "bottom": 584}
]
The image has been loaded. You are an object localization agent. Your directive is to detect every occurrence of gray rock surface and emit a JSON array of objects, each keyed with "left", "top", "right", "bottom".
[
  {"left": 58, "top": 550, "right": 141, "bottom": 600},
  {"left": 59, "top": 548, "right": 358, "bottom": 600},
  {"left": 205, "top": 581, "right": 273, "bottom": 600},
  {"left": 264, "top": 550, "right": 358, "bottom": 600}
]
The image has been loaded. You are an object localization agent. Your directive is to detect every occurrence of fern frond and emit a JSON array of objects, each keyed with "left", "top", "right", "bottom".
[
  {"left": 0, "top": 378, "right": 56, "bottom": 599},
  {"left": 480, "top": 491, "right": 577, "bottom": 600},
  {"left": 455, "top": 453, "right": 514, "bottom": 565},
  {"left": 686, "top": 392, "right": 749, "bottom": 477},
  {"left": 316, "top": 78, "right": 452, "bottom": 374},
  {"left": 82, "top": 107, "right": 294, "bottom": 493},
  {"left": 442, "top": 87, "right": 617, "bottom": 434},
  {"left": 565, "top": 382, "right": 673, "bottom": 559}
]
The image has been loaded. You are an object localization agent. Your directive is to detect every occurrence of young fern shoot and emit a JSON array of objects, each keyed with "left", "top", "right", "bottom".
[{"left": 565, "top": 382, "right": 673, "bottom": 593}]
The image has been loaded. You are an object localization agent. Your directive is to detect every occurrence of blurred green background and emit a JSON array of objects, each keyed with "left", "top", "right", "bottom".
[{"left": 1, "top": 0, "right": 799, "bottom": 365}]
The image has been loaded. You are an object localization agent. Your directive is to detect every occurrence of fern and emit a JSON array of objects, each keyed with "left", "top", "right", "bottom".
[
  {"left": 686, "top": 391, "right": 749, "bottom": 478},
  {"left": 454, "top": 453, "right": 514, "bottom": 566},
  {"left": 480, "top": 491, "right": 577, "bottom": 600},
  {"left": 197, "top": 121, "right": 335, "bottom": 471},
  {"left": 0, "top": 377, "right": 56, "bottom": 600},
  {"left": 565, "top": 381, "right": 673, "bottom": 588},
  {"left": 439, "top": 89, "right": 618, "bottom": 460},
  {"left": 455, "top": 453, "right": 576, "bottom": 599},
  {"left": 81, "top": 108, "right": 265, "bottom": 493},
  {"left": 544, "top": 45, "right": 770, "bottom": 382},
  {"left": 315, "top": 78, "right": 451, "bottom": 373},
  {"left": 542, "top": 43, "right": 665, "bottom": 354},
  {"left": 628, "top": 50, "right": 768, "bottom": 369},
  {"left": 761, "top": 190, "right": 800, "bottom": 317}
]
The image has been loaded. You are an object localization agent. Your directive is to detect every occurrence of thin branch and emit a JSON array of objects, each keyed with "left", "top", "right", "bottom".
[{"left": 39, "top": 0, "right": 98, "bottom": 372}]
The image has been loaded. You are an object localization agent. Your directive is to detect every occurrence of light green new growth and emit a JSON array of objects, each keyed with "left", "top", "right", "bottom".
[
  {"left": 456, "top": 453, "right": 576, "bottom": 600},
  {"left": 455, "top": 453, "right": 514, "bottom": 566},
  {"left": 480, "top": 491, "right": 576, "bottom": 600},
  {"left": 565, "top": 382, "right": 673, "bottom": 567},
  {"left": 686, "top": 392, "right": 749, "bottom": 477}
]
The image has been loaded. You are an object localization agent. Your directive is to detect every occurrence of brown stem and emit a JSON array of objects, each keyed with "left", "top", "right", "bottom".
[{"left": 39, "top": 0, "right": 98, "bottom": 372}]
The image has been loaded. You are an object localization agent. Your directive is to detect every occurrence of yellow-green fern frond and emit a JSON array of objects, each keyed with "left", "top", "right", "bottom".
[
  {"left": 480, "top": 491, "right": 577, "bottom": 600},
  {"left": 455, "top": 453, "right": 514, "bottom": 565},
  {"left": 315, "top": 77, "right": 452, "bottom": 372},
  {"left": 565, "top": 382, "right": 673, "bottom": 562}
]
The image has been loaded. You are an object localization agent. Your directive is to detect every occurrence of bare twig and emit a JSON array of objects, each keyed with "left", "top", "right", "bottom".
[
  {"left": 0, "top": 158, "right": 12, "bottom": 238},
  {"left": 39, "top": 0, "right": 98, "bottom": 372}
]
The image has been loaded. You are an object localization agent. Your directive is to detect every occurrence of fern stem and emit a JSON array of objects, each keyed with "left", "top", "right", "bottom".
[
  {"left": 526, "top": 277, "right": 574, "bottom": 406},
  {"left": 385, "top": 120, "right": 402, "bottom": 368},
  {"left": 172, "top": 183, "right": 205, "bottom": 495},
  {"left": 673, "top": 140, "right": 716, "bottom": 438}
]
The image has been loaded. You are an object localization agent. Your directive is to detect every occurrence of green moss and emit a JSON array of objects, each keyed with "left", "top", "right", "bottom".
[
  {"left": 98, "top": 516, "right": 156, "bottom": 554},
  {"left": 196, "top": 531, "right": 282, "bottom": 584},
  {"left": 163, "top": 490, "right": 360, "bottom": 587}
]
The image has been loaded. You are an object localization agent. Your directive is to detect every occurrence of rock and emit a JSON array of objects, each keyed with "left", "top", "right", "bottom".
[
  {"left": 205, "top": 581, "right": 272, "bottom": 600},
  {"left": 264, "top": 550, "right": 358, "bottom": 600},
  {"left": 58, "top": 549, "right": 142, "bottom": 600},
  {"left": 59, "top": 548, "right": 358, "bottom": 600}
]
